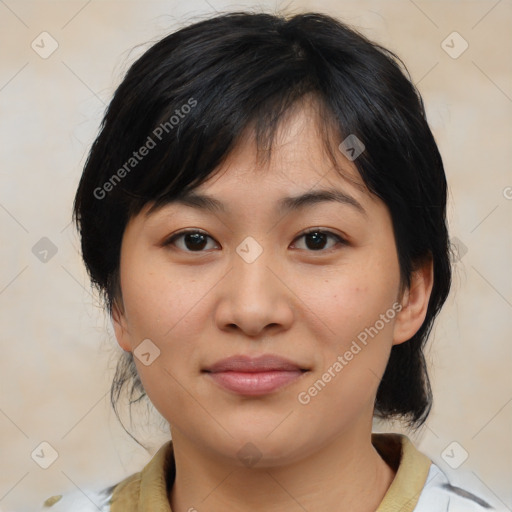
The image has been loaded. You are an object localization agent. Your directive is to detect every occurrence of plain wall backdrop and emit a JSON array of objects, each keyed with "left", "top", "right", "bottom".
[{"left": 0, "top": 1, "right": 511, "bottom": 511}]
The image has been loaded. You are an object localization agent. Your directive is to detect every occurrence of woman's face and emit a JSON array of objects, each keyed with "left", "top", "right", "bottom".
[{"left": 113, "top": 104, "right": 431, "bottom": 466}]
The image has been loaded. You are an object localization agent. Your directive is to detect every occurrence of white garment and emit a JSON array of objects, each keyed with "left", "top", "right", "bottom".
[{"left": 414, "top": 463, "right": 501, "bottom": 511}]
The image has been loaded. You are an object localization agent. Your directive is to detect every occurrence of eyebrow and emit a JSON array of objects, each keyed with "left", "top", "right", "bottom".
[{"left": 164, "top": 187, "right": 366, "bottom": 216}]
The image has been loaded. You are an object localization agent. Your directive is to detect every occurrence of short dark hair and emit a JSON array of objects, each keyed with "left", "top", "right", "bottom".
[{"left": 73, "top": 11, "right": 452, "bottom": 436}]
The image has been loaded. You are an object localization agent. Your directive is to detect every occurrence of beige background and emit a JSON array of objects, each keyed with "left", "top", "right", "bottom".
[{"left": 0, "top": 1, "right": 511, "bottom": 511}]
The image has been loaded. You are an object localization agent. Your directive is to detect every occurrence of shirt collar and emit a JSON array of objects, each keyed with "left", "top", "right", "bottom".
[{"left": 110, "top": 433, "right": 432, "bottom": 512}]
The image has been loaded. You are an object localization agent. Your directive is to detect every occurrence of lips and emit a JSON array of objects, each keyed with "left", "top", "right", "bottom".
[
  {"left": 203, "top": 354, "right": 309, "bottom": 396},
  {"left": 204, "top": 354, "right": 307, "bottom": 373}
]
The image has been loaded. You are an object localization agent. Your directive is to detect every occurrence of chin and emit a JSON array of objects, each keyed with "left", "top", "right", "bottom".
[{"left": 209, "top": 425, "right": 315, "bottom": 467}]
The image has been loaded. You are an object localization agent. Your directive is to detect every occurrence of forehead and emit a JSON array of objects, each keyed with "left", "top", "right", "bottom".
[
  {"left": 214, "top": 97, "right": 366, "bottom": 185},
  {"left": 145, "top": 101, "right": 373, "bottom": 219}
]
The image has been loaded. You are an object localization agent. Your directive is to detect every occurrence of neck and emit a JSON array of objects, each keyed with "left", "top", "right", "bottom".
[{"left": 168, "top": 420, "right": 396, "bottom": 512}]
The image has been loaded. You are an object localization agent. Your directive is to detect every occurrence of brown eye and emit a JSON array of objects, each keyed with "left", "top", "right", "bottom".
[
  {"left": 164, "top": 230, "right": 219, "bottom": 252},
  {"left": 292, "top": 229, "right": 346, "bottom": 252},
  {"left": 163, "top": 228, "right": 346, "bottom": 253}
]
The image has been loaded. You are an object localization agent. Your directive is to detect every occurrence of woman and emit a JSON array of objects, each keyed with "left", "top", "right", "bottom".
[{"left": 40, "top": 10, "right": 493, "bottom": 511}]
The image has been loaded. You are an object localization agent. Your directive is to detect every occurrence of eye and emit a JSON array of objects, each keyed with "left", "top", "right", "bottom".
[
  {"left": 164, "top": 229, "right": 219, "bottom": 252},
  {"left": 291, "top": 228, "right": 347, "bottom": 252},
  {"left": 163, "top": 228, "right": 347, "bottom": 253}
]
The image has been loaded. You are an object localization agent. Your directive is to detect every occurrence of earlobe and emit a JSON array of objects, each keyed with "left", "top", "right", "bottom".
[
  {"left": 112, "top": 300, "right": 132, "bottom": 352},
  {"left": 392, "top": 258, "right": 434, "bottom": 345}
]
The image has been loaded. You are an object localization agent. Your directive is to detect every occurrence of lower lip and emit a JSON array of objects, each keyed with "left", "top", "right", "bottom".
[{"left": 205, "top": 370, "right": 305, "bottom": 396}]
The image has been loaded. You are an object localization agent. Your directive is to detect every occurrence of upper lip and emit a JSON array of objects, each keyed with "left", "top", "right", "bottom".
[{"left": 203, "top": 354, "right": 308, "bottom": 373}]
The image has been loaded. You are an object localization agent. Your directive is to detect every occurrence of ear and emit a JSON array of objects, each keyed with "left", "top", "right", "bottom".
[
  {"left": 392, "top": 257, "right": 434, "bottom": 346},
  {"left": 112, "top": 300, "right": 132, "bottom": 352}
]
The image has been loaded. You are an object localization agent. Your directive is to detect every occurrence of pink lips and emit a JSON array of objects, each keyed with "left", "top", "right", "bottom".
[{"left": 203, "top": 354, "right": 308, "bottom": 396}]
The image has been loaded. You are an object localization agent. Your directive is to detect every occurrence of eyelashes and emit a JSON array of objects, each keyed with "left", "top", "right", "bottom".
[
  {"left": 293, "top": 228, "right": 347, "bottom": 251},
  {"left": 164, "top": 229, "right": 218, "bottom": 252},
  {"left": 163, "top": 228, "right": 348, "bottom": 253}
]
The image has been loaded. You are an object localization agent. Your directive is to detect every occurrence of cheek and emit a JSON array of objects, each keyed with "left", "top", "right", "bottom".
[
  {"left": 295, "top": 252, "right": 400, "bottom": 408},
  {"left": 296, "top": 279, "right": 398, "bottom": 423},
  {"left": 133, "top": 356, "right": 197, "bottom": 435},
  {"left": 117, "top": 267, "right": 203, "bottom": 419},
  {"left": 120, "top": 256, "right": 212, "bottom": 342},
  {"left": 302, "top": 256, "right": 400, "bottom": 342}
]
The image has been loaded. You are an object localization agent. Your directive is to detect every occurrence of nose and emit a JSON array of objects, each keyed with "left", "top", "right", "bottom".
[{"left": 214, "top": 238, "right": 294, "bottom": 338}]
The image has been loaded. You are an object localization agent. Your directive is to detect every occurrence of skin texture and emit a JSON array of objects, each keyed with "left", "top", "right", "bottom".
[{"left": 112, "top": 100, "right": 434, "bottom": 512}]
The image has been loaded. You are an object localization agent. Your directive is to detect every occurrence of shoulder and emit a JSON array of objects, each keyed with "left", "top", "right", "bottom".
[
  {"left": 415, "top": 462, "right": 499, "bottom": 511},
  {"left": 37, "top": 484, "right": 115, "bottom": 512},
  {"left": 38, "top": 442, "right": 171, "bottom": 511}
]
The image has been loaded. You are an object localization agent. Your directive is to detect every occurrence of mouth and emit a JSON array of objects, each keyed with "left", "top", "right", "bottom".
[{"left": 202, "top": 354, "right": 310, "bottom": 396}]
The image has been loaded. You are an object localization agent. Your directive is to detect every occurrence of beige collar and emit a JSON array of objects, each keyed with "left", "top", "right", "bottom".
[{"left": 110, "top": 433, "right": 432, "bottom": 512}]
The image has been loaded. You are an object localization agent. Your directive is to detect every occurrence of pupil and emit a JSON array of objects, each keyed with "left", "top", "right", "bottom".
[
  {"left": 306, "top": 232, "right": 326, "bottom": 250},
  {"left": 186, "top": 233, "right": 207, "bottom": 250}
]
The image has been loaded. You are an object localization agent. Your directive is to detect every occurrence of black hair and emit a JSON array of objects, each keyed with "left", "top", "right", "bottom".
[{"left": 72, "top": 10, "right": 452, "bottom": 438}]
